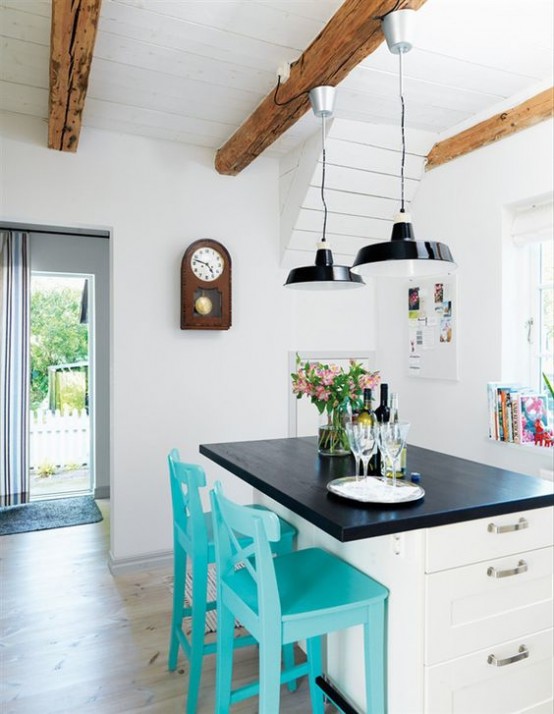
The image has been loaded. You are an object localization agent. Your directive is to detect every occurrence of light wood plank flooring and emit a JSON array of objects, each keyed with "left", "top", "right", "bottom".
[{"left": 0, "top": 500, "right": 323, "bottom": 713}]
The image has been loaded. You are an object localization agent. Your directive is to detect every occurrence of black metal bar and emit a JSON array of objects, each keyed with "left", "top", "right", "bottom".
[{"left": 315, "top": 675, "right": 361, "bottom": 714}]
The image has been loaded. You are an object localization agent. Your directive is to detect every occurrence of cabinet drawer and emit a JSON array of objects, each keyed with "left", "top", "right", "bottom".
[
  {"left": 426, "top": 546, "right": 553, "bottom": 665},
  {"left": 425, "top": 628, "right": 553, "bottom": 714},
  {"left": 426, "top": 507, "right": 554, "bottom": 573}
]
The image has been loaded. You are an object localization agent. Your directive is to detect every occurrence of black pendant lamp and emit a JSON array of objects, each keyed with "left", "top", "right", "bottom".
[
  {"left": 285, "top": 86, "right": 364, "bottom": 289},
  {"left": 351, "top": 10, "right": 456, "bottom": 278}
]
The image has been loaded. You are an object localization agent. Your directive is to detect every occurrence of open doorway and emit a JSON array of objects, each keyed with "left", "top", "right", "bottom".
[
  {"left": 28, "top": 228, "right": 110, "bottom": 502},
  {"left": 29, "top": 273, "right": 94, "bottom": 500}
]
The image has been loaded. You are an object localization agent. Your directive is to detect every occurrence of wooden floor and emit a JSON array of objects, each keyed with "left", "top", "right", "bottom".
[{"left": 0, "top": 500, "right": 323, "bottom": 713}]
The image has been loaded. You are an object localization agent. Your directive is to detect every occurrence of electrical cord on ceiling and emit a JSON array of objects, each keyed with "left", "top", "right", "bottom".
[
  {"left": 273, "top": 75, "right": 311, "bottom": 106},
  {"left": 374, "top": 0, "right": 404, "bottom": 21}
]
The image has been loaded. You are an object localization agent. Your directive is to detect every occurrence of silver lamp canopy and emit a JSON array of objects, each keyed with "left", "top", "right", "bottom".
[
  {"left": 381, "top": 9, "right": 415, "bottom": 54},
  {"left": 308, "top": 86, "right": 336, "bottom": 117},
  {"left": 351, "top": 9, "right": 456, "bottom": 279},
  {"left": 284, "top": 85, "right": 365, "bottom": 290}
]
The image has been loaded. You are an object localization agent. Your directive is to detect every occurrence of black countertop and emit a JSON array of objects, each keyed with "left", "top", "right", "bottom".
[{"left": 200, "top": 437, "right": 554, "bottom": 542}]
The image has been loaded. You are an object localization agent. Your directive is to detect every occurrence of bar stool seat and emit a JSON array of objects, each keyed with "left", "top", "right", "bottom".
[
  {"left": 167, "top": 449, "right": 297, "bottom": 714},
  {"left": 210, "top": 482, "right": 388, "bottom": 714}
]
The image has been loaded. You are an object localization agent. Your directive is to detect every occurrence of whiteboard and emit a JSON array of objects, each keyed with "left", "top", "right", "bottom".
[
  {"left": 288, "top": 350, "right": 377, "bottom": 437},
  {"left": 407, "top": 275, "right": 458, "bottom": 381}
]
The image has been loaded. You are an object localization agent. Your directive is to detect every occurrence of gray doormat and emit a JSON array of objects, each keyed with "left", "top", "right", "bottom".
[{"left": 0, "top": 496, "right": 103, "bottom": 535}]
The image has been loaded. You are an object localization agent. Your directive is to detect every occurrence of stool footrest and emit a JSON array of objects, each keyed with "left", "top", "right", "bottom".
[
  {"left": 230, "top": 661, "right": 309, "bottom": 704},
  {"left": 315, "top": 675, "right": 361, "bottom": 714}
]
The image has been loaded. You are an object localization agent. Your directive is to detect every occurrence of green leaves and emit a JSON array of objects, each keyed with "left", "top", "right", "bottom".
[
  {"left": 543, "top": 373, "right": 554, "bottom": 399},
  {"left": 30, "top": 286, "right": 88, "bottom": 410}
]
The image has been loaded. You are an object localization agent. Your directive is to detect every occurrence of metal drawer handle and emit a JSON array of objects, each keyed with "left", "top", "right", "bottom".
[
  {"left": 487, "top": 559, "right": 528, "bottom": 578},
  {"left": 488, "top": 645, "right": 529, "bottom": 667},
  {"left": 487, "top": 517, "right": 528, "bottom": 534}
]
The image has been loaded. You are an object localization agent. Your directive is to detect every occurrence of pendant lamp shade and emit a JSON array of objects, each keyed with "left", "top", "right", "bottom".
[
  {"left": 351, "top": 10, "right": 456, "bottom": 278},
  {"left": 284, "top": 87, "right": 364, "bottom": 290},
  {"left": 351, "top": 212, "right": 456, "bottom": 278},
  {"left": 285, "top": 243, "right": 364, "bottom": 289}
]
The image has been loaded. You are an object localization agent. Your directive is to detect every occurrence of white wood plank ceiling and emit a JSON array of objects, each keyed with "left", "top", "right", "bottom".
[
  {"left": 1, "top": 0, "right": 552, "bottom": 153},
  {"left": 1, "top": 0, "right": 552, "bottom": 263}
]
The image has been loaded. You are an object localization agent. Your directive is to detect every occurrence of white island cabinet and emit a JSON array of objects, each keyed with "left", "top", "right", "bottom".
[
  {"left": 259, "top": 501, "right": 554, "bottom": 714},
  {"left": 200, "top": 437, "right": 554, "bottom": 714}
]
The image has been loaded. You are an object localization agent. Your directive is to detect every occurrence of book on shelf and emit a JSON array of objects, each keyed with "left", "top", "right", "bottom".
[
  {"left": 487, "top": 383, "right": 521, "bottom": 442},
  {"left": 487, "top": 383, "right": 549, "bottom": 444},
  {"left": 519, "top": 394, "right": 549, "bottom": 443}
]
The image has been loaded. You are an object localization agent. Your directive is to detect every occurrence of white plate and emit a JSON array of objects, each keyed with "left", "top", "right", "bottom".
[{"left": 327, "top": 476, "right": 425, "bottom": 504}]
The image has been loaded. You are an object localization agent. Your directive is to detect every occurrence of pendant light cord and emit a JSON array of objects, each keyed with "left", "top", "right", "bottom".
[
  {"left": 399, "top": 49, "right": 406, "bottom": 213},
  {"left": 320, "top": 113, "right": 328, "bottom": 242},
  {"left": 273, "top": 75, "right": 310, "bottom": 106}
]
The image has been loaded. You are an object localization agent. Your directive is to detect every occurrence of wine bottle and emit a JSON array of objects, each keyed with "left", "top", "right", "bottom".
[
  {"left": 389, "top": 392, "right": 407, "bottom": 479},
  {"left": 390, "top": 392, "right": 399, "bottom": 423},
  {"left": 375, "top": 383, "right": 390, "bottom": 424},
  {"left": 356, "top": 388, "right": 381, "bottom": 474},
  {"left": 357, "top": 388, "right": 374, "bottom": 426}
]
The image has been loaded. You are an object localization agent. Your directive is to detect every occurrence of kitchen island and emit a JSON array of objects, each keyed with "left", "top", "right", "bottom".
[{"left": 200, "top": 437, "right": 554, "bottom": 713}]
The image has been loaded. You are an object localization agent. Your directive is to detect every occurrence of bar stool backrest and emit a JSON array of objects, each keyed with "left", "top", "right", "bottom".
[
  {"left": 168, "top": 448, "right": 208, "bottom": 561},
  {"left": 211, "top": 482, "right": 283, "bottom": 629}
]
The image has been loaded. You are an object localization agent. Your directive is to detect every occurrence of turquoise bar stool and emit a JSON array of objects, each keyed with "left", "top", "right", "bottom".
[
  {"left": 210, "top": 482, "right": 389, "bottom": 714},
  {"left": 167, "top": 449, "right": 297, "bottom": 714}
]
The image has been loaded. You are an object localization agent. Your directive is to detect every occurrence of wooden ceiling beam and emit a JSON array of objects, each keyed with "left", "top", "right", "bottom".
[
  {"left": 215, "top": 0, "right": 427, "bottom": 176},
  {"left": 48, "top": 0, "right": 103, "bottom": 152},
  {"left": 426, "top": 87, "right": 554, "bottom": 171}
]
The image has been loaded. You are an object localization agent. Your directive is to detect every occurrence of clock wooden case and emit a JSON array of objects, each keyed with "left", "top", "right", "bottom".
[{"left": 181, "top": 239, "right": 232, "bottom": 330}]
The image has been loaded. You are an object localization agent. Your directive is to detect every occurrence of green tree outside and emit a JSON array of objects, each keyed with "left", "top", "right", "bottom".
[{"left": 30, "top": 282, "right": 89, "bottom": 411}]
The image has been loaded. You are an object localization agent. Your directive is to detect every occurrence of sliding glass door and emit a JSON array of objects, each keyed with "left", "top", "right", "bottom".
[{"left": 29, "top": 272, "right": 94, "bottom": 499}]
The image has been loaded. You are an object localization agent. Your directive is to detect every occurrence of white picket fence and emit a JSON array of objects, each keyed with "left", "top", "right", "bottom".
[{"left": 29, "top": 408, "right": 90, "bottom": 470}]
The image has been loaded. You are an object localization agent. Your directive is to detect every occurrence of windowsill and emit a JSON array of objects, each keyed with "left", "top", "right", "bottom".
[
  {"left": 487, "top": 437, "right": 553, "bottom": 453},
  {"left": 485, "top": 441, "right": 554, "bottom": 483}
]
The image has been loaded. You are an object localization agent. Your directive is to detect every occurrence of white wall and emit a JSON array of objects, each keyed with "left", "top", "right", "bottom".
[
  {"left": 0, "top": 113, "right": 374, "bottom": 563},
  {"left": 375, "top": 120, "right": 554, "bottom": 477}
]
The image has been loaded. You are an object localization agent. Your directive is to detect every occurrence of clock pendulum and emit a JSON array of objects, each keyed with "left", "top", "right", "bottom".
[{"left": 194, "top": 294, "right": 213, "bottom": 316}]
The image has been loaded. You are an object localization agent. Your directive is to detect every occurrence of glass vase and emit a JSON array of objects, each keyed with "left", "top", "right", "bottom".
[{"left": 318, "top": 406, "right": 350, "bottom": 457}]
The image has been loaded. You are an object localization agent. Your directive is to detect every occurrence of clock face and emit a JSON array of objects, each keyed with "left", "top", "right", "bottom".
[{"left": 190, "top": 247, "right": 224, "bottom": 282}]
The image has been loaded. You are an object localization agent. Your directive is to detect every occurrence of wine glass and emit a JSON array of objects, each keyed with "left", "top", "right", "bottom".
[
  {"left": 379, "top": 421, "right": 410, "bottom": 489},
  {"left": 345, "top": 422, "right": 363, "bottom": 480},
  {"left": 356, "top": 423, "right": 378, "bottom": 480}
]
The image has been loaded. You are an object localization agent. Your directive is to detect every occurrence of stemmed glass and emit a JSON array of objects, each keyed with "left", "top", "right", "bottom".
[
  {"left": 345, "top": 422, "right": 363, "bottom": 480},
  {"left": 359, "top": 424, "right": 378, "bottom": 480},
  {"left": 347, "top": 423, "right": 377, "bottom": 480},
  {"left": 378, "top": 421, "right": 410, "bottom": 489}
]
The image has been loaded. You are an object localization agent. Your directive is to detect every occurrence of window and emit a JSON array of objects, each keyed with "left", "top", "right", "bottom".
[
  {"left": 511, "top": 199, "right": 553, "bottom": 396},
  {"left": 492, "top": 199, "right": 553, "bottom": 447},
  {"left": 534, "top": 240, "right": 553, "bottom": 391}
]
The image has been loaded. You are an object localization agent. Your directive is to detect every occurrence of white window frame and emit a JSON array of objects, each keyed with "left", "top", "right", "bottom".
[
  {"left": 532, "top": 240, "right": 553, "bottom": 389},
  {"left": 511, "top": 199, "right": 553, "bottom": 393}
]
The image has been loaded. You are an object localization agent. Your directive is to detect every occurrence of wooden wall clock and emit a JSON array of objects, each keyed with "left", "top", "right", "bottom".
[{"left": 181, "top": 239, "right": 232, "bottom": 330}]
